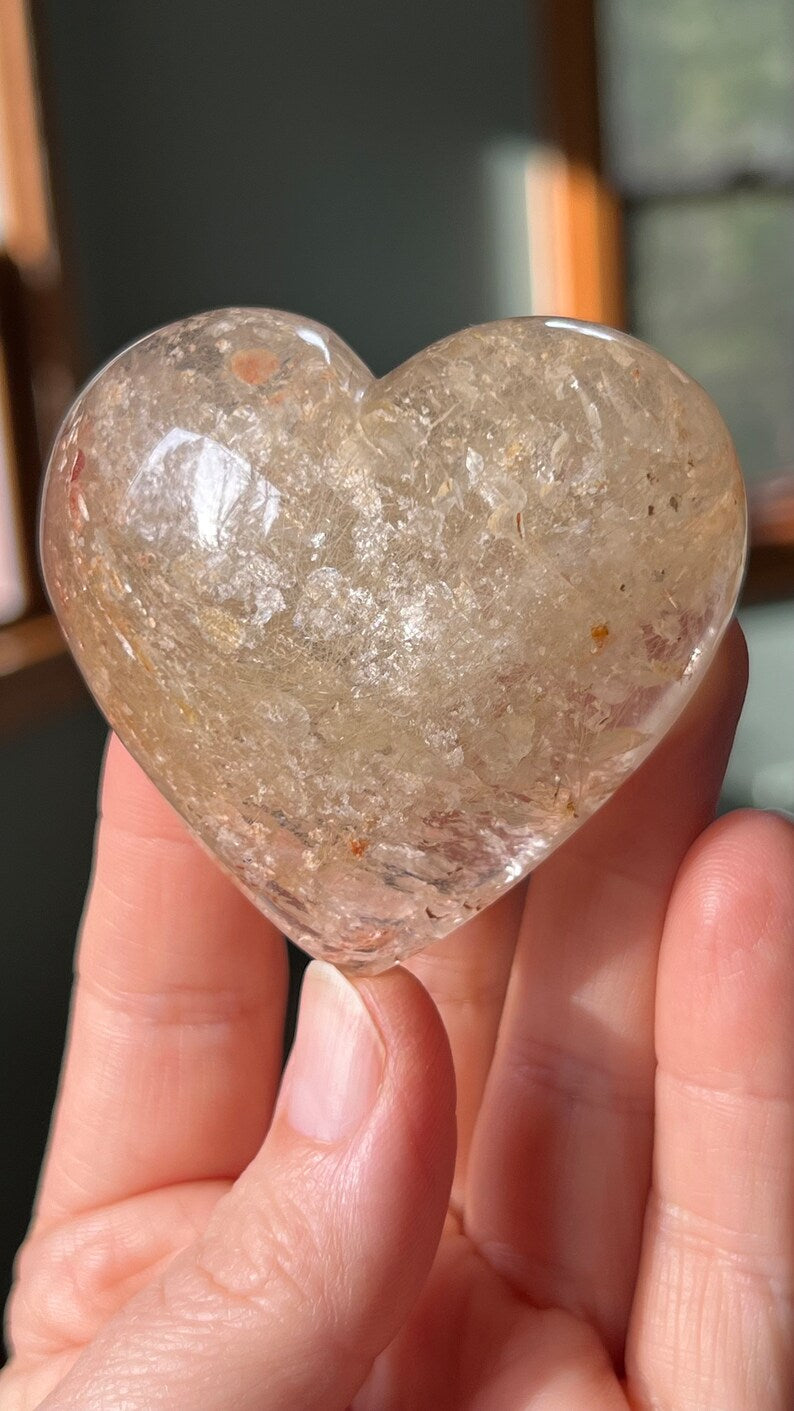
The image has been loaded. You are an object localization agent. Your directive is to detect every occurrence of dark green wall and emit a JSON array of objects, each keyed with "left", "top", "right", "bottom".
[
  {"left": 41, "top": 0, "right": 537, "bottom": 374},
  {"left": 1, "top": 707, "right": 107, "bottom": 1314}
]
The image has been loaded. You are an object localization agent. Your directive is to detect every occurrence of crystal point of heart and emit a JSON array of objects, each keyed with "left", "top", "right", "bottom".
[{"left": 41, "top": 311, "right": 746, "bottom": 971}]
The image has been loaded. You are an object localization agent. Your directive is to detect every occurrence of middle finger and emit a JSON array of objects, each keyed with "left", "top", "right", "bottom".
[
  {"left": 466, "top": 625, "right": 747, "bottom": 1360},
  {"left": 406, "top": 883, "right": 526, "bottom": 1209}
]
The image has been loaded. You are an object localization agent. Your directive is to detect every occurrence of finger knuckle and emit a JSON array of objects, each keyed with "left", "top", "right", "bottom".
[{"left": 188, "top": 1184, "right": 331, "bottom": 1327}]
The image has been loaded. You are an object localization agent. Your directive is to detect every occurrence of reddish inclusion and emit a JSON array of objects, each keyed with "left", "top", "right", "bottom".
[{"left": 230, "top": 348, "right": 280, "bottom": 386}]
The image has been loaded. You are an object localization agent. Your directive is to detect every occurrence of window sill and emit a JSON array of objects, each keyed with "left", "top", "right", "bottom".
[
  {"left": 743, "top": 545, "right": 794, "bottom": 605},
  {"left": 0, "top": 612, "right": 88, "bottom": 737},
  {"left": 744, "top": 474, "right": 794, "bottom": 604}
]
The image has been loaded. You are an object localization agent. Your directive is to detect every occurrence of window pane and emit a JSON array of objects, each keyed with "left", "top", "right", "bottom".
[
  {"left": 628, "top": 192, "right": 794, "bottom": 483},
  {"left": 598, "top": 0, "right": 794, "bottom": 194}
]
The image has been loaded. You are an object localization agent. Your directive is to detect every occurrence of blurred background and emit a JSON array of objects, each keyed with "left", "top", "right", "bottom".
[{"left": 0, "top": 0, "right": 792, "bottom": 1322}]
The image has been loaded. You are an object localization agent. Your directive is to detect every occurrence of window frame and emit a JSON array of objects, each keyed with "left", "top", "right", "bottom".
[{"left": 0, "top": 0, "right": 84, "bottom": 729}]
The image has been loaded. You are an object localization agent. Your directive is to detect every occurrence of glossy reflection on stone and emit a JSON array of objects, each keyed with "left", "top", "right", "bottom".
[{"left": 41, "top": 311, "right": 746, "bottom": 971}]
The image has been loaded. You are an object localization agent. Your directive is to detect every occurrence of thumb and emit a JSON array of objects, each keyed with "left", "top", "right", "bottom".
[{"left": 41, "top": 961, "right": 456, "bottom": 1411}]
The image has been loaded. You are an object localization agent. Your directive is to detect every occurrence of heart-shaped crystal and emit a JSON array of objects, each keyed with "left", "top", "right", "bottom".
[{"left": 41, "top": 311, "right": 746, "bottom": 970}]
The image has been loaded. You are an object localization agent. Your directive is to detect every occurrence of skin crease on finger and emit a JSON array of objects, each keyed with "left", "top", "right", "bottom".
[
  {"left": 625, "top": 809, "right": 794, "bottom": 1411},
  {"left": 2, "top": 624, "right": 793, "bottom": 1409}
]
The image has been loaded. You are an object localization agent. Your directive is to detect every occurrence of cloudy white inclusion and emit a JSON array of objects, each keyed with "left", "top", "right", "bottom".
[{"left": 126, "top": 427, "right": 281, "bottom": 547}]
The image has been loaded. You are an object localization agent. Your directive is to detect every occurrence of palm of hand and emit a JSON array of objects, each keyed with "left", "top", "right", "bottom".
[{"left": 3, "top": 627, "right": 793, "bottom": 1410}]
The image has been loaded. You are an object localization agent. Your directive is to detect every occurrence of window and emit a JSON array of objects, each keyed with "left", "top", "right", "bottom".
[
  {"left": 0, "top": 0, "right": 81, "bottom": 726},
  {"left": 593, "top": 0, "right": 794, "bottom": 812},
  {"left": 597, "top": 0, "right": 794, "bottom": 596},
  {"left": 528, "top": 0, "right": 794, "bottom": 813}
]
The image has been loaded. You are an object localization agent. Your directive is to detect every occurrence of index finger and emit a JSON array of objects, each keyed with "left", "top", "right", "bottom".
[{"left": 34, "top": 735, "right": 287, "bottom": 1231}]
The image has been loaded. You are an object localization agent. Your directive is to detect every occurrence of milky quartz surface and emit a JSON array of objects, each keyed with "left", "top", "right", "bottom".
[{"left": 41, "top": 311, "right": 746, "bottom": 970}]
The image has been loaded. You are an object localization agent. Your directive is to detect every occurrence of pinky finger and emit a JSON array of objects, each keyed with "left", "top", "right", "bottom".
[{"left": 627, "top": 811, "right": 794, "bottom": 1411}]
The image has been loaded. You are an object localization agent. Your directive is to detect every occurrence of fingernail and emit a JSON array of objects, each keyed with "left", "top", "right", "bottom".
[{"left": 282, "top": 960, "right": 385, "bottom": 1144}]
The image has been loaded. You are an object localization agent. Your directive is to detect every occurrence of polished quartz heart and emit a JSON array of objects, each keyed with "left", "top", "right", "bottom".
[{"left": 41, "top": 311, "right": 746, "bottom": 970}]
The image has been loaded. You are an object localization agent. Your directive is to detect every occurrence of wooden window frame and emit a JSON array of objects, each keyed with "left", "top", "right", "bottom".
[
  {"left": 0, "top": 0, "right": 85, "bottom": 731},
  {"left": 532, "top": 0, "right": 794, "bottom": 607}
]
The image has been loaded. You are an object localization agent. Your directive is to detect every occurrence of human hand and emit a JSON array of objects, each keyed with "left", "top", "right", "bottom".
[{"left": 3, "top": 622, "right": 792, "bottom": 1409}]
